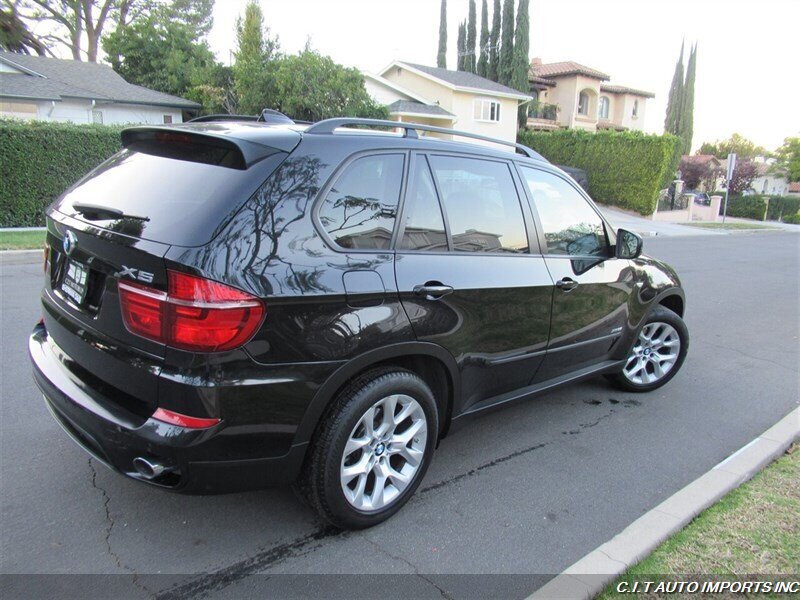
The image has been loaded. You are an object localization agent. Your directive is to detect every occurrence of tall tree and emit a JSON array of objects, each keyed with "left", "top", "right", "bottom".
[
  {"left": 664, "top": 41, "right": 684, "bottom": 138},
  {"left": 679, "top": 43, "right": 697, "bottom": 154},
  {"left": 498, "top": 0, "right": 514, "bottom": 85},
  {"left": 270, "top": 49, "right": 388, "bottom": 122},
  {"left": 436, "top": 0, "right": 446, "bottom": 68},
  {"left": 510, "top": 0, "right": 529, "bottom": 126},
  {"left": 102, "top": 1, "right": 215, "bottom": 98},
  {"left": 0, "top": 4, "right": 49, "bottom": 55},
  {"left": 233, "top": 0, "right": 278, "bottom": 115},
  {"left": 456, "top": 20, "right": 466, "bottom": 71},
  {"left": 773, "top": 137, "right": 800, "bottom": 182},
  {"left": 466, "top": 0, "right": 476, "bottom": 73},
  {"left": 12, "top": 0, "right": 146, "bottom": 62},
  {"left": 477, "top": 0, "right": 489, "bottom": 77},
  {"left": 488, "top": 0, "right": 500, "bottom": 81},
  {"left": 699, "top": 134, "right": 767, "bottom": 160}
]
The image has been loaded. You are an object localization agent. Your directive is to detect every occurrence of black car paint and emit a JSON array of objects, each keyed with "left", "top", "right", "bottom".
[{"left": 30, "top": 124, "right": 684, "bottom": 494}]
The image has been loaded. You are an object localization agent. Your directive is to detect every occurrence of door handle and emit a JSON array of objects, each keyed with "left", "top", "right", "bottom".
[
  {"left": 413, "top": 282, "right": 454, "bottom": 300},
  {"left": 556, "top": 277, "right": 579, "bottom": 292}
]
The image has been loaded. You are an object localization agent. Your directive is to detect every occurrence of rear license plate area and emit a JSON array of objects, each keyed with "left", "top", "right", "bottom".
[{"left": 61, "top": 260, "right": 89, "bottom": 305}]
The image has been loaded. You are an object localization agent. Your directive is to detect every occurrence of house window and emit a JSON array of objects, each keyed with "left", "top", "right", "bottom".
[
  {"left": 632, "top": 99, "right": 639, "bottom": 118},
  {"left": 473, "top": 99, "right": 501, "bottom": 122},
  {"left": 598, "top": 96, "right": 610, "bottom": 120},
  {"left": 163, "top": 115, "right": 173, "bottom": 124},
  {"left": 577, "top": 91, "right": 589, "bottom": 116},
  {"left": 91, "top": 110, "right": 103, "bottom": 124}
]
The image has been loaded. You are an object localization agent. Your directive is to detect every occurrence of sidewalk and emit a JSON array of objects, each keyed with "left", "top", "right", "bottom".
[{"left": 598, "top": 205, "right": 800, "bottom": 237}]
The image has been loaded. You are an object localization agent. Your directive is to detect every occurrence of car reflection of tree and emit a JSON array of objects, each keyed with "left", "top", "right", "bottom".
[
  {"left": 320, "top": 195, "right": 397, "bottom": 249},
  {"left": 546, "top": 222, "right": 604, "bottom": 255}
]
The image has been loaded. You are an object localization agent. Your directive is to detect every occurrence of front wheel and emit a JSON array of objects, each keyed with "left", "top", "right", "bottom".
[
  {"left": 296, "top": 368, "right": 438, "bottom": 529},
  {"left": 607, "top": 306, "right": 689, "bottom": 392}
]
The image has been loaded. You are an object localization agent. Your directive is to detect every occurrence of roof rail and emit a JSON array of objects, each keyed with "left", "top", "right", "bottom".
[{"left": 304, "top": 117, "right": 543, "bottom": 160}]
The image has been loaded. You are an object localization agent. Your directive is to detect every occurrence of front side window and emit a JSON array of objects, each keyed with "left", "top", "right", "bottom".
[
  {"left": 632, "top": 99, "right": 639, "bottom": 118},
  {"left": 598, "top": 96, "right": 610, "bottom": 119},
  {"left": 473, "top": 99, "right": 501, "bottom": 122},
  {"left": 429, "top": 155, "right": 528, "bottom": 253},
  {"left": 163, "top": 115, "right": 173, "bottom": 124},
  {"left": 577, "top": 92, "right": 589, "bottom": 116},
  {"left": 519, "top": 167, "right": 609, "bottom": 257},
  {"left": 318, "top": 154, "right": 404, "bottom": 250},
  {"left": 399, "top": 157, "right": 448, "bottom": 251},
  {"left": 92, "top": 110, "right": 103, "bottom": 124}
]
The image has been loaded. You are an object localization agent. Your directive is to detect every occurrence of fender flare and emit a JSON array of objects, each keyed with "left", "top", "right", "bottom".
[{"left": 293, "top": 341, "right": 460, "bottom": 445}]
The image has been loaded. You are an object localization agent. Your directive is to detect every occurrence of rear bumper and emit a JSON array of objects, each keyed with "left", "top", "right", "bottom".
[{"left": 30, "top": 323, "right": 311, "bottom": 493}]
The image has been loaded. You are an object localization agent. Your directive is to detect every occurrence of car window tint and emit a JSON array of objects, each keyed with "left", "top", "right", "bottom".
[
  {"left": 428, "top": 155, "right": 528, "bottom": 253},
  {"left": 319, "top": 154, "right": 404, "bottom": 250},
  {"left": 519, "top": 167, "right": 609, "bottom": 257},
  {"left": 399, "top": 157, "right": 448, "bottom": 251}
]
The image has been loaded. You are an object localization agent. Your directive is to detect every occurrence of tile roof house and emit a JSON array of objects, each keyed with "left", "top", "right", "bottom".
[
  {"left": 0, "top": 51, "right": 200, "bottom": 125},
  {"left": 362, "top": 60, "right": 532, "bottom": 150},
  {"left": 526, "top": 58, "right": 653, "bottom": 132}
]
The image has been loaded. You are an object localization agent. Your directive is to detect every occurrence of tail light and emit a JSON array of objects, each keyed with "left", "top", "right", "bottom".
[{"left": 118, "top": 270, "right": 265, "bottom": 352}]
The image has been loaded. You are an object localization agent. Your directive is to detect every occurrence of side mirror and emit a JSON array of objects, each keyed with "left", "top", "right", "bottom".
[{"left": 615, "top": 228, "right": 643, "bottom": 259}]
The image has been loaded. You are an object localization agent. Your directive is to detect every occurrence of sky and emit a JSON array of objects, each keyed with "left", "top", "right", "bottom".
[{"left": 206, "top": 0, "right": 799, "bottom": 152}]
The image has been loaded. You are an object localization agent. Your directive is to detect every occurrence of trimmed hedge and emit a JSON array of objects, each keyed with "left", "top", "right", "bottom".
[
  {"left": 717, "top": 194, "right": 800, "bottom": 222},
  {"left": 0, "top": 120, "right": 124, "bottom": 227},
  {"left": 517, "top": 129, "right": 682, "bottom": 215}
]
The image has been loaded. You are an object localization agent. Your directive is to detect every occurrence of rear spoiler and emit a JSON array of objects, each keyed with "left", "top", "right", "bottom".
[{"left": 121, "top": 125, "right": 300, "bottom": 170}]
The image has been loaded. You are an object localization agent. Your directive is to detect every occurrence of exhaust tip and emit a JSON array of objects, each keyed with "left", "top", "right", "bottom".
[{"left": 133, "top": 457, "right": 171, "bottom": 480}]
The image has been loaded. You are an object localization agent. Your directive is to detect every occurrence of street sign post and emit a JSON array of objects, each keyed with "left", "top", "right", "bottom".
[{"left": 723, "top": 153, "right": 737, "bottom": 224}]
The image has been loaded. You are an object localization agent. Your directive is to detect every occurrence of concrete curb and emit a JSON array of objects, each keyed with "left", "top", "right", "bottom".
[{"left": 528, "top": 407, "right": 800, "bottom": 600}]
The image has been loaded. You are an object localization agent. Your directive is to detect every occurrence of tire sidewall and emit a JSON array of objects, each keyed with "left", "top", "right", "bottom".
[{"left": 319, "top": 371, "right": 438, "bottom": 529}]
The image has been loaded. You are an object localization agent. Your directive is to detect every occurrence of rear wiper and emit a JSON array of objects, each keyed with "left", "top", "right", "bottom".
[{"left": 72, "top": 202, "right": 150, "bottom": 222}]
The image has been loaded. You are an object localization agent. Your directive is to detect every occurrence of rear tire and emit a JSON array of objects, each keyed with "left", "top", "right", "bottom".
[
  {"left": 296, "top": 368, "right": 438, "bottom": 530},
  {"left": 607, "top": 306, "right": 689, "bottom": 393}
]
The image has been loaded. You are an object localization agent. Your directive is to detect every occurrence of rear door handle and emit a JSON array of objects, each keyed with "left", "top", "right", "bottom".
[
  {"left": 413, "top": 282, "right": 454, "bottom": 300},
  {"left": 556, "top": 277, "right": 579, "bottom": 291}
]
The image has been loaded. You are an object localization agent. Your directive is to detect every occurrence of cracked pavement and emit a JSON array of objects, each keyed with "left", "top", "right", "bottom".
[{"left": 1, "top": 232, "right": 798, "bottom": 599}]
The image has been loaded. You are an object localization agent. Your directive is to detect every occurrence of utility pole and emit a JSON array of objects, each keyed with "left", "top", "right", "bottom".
[{"left": 722, "top": 153, "right": 737, "bottom": 224}]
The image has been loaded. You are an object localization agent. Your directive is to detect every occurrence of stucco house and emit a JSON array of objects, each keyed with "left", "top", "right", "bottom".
[
  {"left": 527, "top": 58, "right": 653, "bottom": 132},
  {"left": 363, "top": 60, "right": 532, "bottom": 150},
  {"left": 750, "top": 162, "right": 790, "bottom": 196},
  {"left": 0, "top": 51, "right": 200, "bottom": 125}
]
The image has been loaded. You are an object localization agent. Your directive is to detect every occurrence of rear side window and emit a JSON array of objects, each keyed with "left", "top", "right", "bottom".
[
  {"left": 399, "top": 157, "right": 448, "bottom": 251},
  {"left": 428, "top": 155, "right": 528, "bottom": 253},
  {"left": 318, "top": 154, "right": 404, "bottom": 250},
  {"left": 519, "top": 167, "right": 609, "bottom": 257}
]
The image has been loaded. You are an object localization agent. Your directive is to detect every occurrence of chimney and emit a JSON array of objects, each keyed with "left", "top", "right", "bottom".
[{"left": 531, "top": 57, "right": 543, "bottom": 67}]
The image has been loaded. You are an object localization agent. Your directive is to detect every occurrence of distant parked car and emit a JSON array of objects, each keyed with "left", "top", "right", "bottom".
[{"left": 684, "top": 190, "right": 710, "bottom": 205}]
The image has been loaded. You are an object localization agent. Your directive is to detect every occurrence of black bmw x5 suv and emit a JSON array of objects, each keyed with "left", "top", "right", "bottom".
[{"left": 30, "top": 117, "right": 688, "bottom": 529}]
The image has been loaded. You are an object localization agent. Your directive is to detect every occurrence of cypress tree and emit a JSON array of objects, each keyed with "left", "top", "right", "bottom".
[
  {"left": 499, "top": 0, "right": 514, "bottom": 85},
  {"left": 466, "top": 0, "right": 477, "bottom": 73},
  {"left": 664, "top": 41, "right": 684, "bottom": 138},
  {"left": 456, "top": 21, "right": 466, "bottom": 71},
  {"left": 477, "top": 0, "right": 489, "bottom": 77},
  {"left": 510, "top": 0, "right": 530, "bottom": 126},
  {"left": 680, "top": 43, "right": 697, "bottom": 154},
  {"left": 488, "top": 0, "right": 501, "bottom": 81},
  {"left": 437, "top": 0, "right": 447, "bottom": 69}
]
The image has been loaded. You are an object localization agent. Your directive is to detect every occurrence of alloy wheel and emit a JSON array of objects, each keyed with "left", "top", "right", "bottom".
[
  {"left": 623, "top": 322, "right": 681, "bottom": 385},
  {"left": 340, "top": 394, "right": 428, "bottom": 512}
]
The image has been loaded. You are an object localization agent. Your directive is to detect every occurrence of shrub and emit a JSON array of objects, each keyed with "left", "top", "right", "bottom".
[
  {"left": 765, "top": 196, "right": 800, "bottom": 222},
  {"left": 782, "top": 211, "right": 800, "bottom": 225},
  {"left": 517, "top": 129, "right": 682, "bottom": 215},
  {"left": 718, "top": 194, "right": 767, "bottom": 220},
  {"left": 0, "top": 120, "right": 123, "bottom": 227}
]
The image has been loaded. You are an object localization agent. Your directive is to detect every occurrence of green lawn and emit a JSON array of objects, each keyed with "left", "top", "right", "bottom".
[
  {"left": 600, "top": 446, "right": 799, "bottom": 598},
  {"left": 0, "top": 230, "right": 46, "bottom": 251},
  {"left": 685, "top": 222, "right": 780, "bottom": 230}
]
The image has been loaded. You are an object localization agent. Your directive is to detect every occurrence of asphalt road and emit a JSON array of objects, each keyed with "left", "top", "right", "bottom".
[{"left": 1, "top": 232, "right": 798, "bottom": 599}]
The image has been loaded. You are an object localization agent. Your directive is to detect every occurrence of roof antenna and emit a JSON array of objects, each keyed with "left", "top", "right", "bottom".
[{"left": 257, "top": 109, "right": 295, "bottom": 124}]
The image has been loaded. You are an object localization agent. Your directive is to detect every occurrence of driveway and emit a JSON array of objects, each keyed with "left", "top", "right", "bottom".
[{"left": 1, "top": 232, "right": 798, "bottom": 599}]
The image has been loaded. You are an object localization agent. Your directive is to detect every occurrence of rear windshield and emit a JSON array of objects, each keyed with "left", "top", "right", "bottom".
[{"left": 54, "top": 149, "right": 286, "bottom": 247}]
